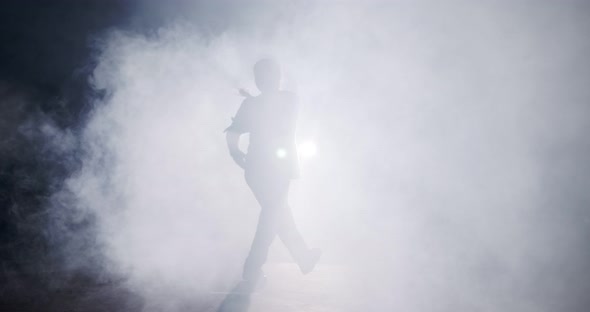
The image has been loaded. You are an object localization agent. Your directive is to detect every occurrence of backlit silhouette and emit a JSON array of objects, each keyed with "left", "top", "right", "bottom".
[{"left": 225, "top": 58, "right": 321, "bottom": 292}]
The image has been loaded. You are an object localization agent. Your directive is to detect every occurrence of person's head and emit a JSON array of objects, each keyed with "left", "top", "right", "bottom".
[{"left": 253, "top": 58, "right": 281, "bottom": 93}]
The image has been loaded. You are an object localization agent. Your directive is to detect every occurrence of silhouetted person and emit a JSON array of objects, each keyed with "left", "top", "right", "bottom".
[{"left": 225, "top": 58, "right": 321, "bottom": 290}]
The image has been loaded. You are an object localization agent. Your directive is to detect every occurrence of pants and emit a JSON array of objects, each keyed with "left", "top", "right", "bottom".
[{"left": 242, "top": 171, "right": 308, "bottom": 280}]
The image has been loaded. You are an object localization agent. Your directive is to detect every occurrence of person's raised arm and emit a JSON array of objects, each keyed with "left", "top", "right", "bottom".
[{"left": 226, "top": 131, "right": 246, "bottom": 169}]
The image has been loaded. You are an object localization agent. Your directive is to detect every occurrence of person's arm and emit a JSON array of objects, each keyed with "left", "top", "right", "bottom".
[
  {"left": 225, "top": 95, "right": 252, "bottom": 169},
  {"left": 226, "top": 131, "right": 246, "bottom": 169}
]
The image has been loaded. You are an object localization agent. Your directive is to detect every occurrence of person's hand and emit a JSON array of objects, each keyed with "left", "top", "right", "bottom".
[{"left": 230, "top": 150, "right": 246, "bottom": 169}]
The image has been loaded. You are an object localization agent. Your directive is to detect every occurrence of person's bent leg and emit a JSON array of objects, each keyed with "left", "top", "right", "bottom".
[
  {"left": 277, "top": 206, "right": 309, "bottom": 264},
  {"left": 278, "top": 205, "right": 322, "bottom": 274}
]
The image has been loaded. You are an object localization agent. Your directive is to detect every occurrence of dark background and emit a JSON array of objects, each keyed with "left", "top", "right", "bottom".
[{"left": 1, "top": 1, "right": 144, "bottom": 310}]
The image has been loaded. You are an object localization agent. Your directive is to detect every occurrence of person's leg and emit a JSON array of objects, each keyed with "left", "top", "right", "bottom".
[
  {"left": 242, "top": 174, "right": 288, "bottom": 281},
  {"left": 277, "top": 205, "right": 309, "bottom": 265},
  {"left": 277, "top": 203, "right": 322, "bottom": 274}
]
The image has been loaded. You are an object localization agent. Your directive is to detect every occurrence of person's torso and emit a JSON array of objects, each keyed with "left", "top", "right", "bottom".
[{"left": 245, "top": 91, "right": 300, "bottom": 178}]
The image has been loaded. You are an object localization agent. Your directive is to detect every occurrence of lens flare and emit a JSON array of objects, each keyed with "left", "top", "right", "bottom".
[
  {"left": 276, "top": 148, "right": 287, "bottom": 159},
  {"left": 298, "top": 141, "right": 317, "bottom": 158}
]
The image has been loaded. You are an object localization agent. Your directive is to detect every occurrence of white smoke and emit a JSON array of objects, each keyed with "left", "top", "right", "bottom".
[{"left": 61, "top": 1, "right": 590, "bottom": 311}]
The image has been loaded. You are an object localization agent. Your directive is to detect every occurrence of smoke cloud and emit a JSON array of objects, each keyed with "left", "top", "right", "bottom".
[{"left": 43, "top": 0, "right": 590, "bottom": 311}]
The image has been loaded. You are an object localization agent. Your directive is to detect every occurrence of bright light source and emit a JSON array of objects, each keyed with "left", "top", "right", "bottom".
[
  {"left": 276, "top": 148, "right": 287, "bottom": 159},
  {"left": 298, "top": 141, "right": 317, "bottom": 158}
]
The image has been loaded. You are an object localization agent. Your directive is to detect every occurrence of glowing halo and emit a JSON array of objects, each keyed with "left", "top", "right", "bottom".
[{"left": 298, "top": 141, "right": 317, "bottom": 158}]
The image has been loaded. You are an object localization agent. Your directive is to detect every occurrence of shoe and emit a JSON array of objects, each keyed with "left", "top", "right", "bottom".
[{"left": 299, "top": 248, "right": 322, "bottom": 274}]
